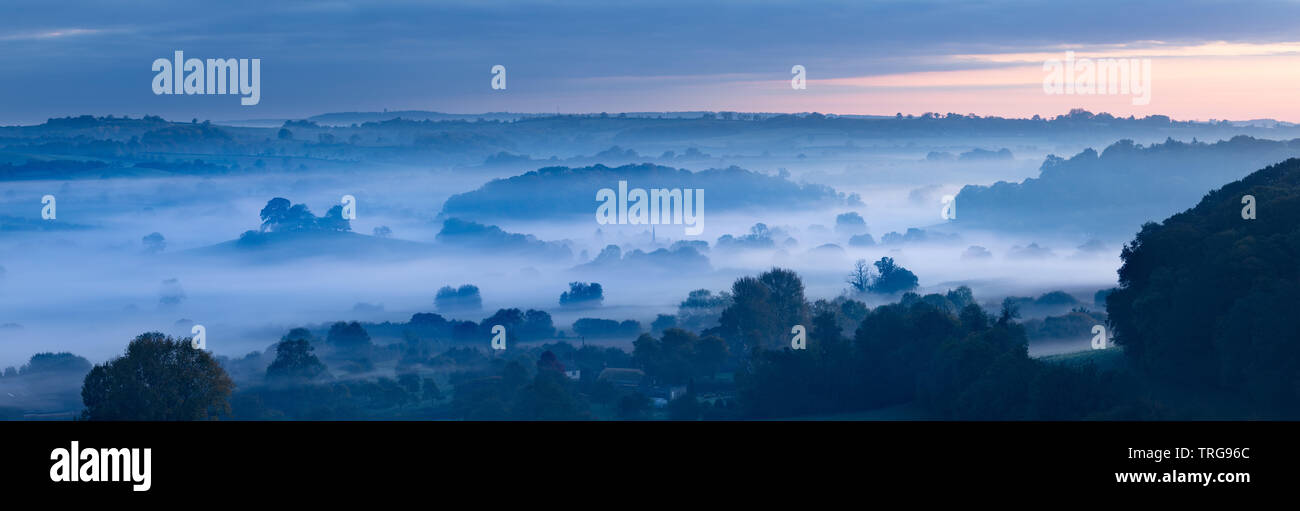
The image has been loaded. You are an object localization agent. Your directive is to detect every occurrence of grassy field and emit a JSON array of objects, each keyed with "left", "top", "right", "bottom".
[{"left": 1038, "top": 347, "right": 1128, "bottom": 370}]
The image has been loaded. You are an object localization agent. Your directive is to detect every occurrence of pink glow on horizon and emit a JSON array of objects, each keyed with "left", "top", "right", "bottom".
[
  {"left": 715, "top": 54, "right": 1300, "bottom": 122},
  {"left": 530, "top": 44, "right": 1300, "bottom": 123}
]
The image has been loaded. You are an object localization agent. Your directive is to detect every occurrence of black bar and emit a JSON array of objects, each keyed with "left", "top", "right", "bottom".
[{"left": 3, "top": 421, "right": 1292, "bottom": 497}]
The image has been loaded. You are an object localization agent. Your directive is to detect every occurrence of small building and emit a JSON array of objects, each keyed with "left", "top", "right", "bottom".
[{"left": 597, "top": 367, "right": 645, "bottom": 390}]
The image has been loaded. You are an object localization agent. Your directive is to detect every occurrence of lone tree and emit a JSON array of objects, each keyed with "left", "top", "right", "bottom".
[
  {"left": 847, "top": 259, "right": 872, "bottom": 293},
  {"left": 266, "top": 328, "right": 331, "bottom": 383},
  {"left": 142, "top": 232, "right": 166, "bottom": 254},
  {"left": 81, "top": 333, "right": 234, "bottom": 420},
  {"left": 717, "top": 267, "right": 810, "bottom": 352},
  {"left": 259, "top": 197, "right": 291, "bottom": 231},
  {"left": 560, "top": 282, "right": 604, "bottom": 307},
  {"left": 326, "top": 321, "right": 373, "bottom": 358},
  {"left": 867, "top": 257, "right": 919, "bottom": 294},
  {"left": 436, "top": 284, "right": 483, "bottom": 313}
]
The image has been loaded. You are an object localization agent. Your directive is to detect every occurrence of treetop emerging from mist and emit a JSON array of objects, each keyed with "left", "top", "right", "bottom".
[
  {"left": 258, "top": 197, "right": 351, "bottom": 234},
  {"left": 80, "top": 333, "right": 233, "bottom": 421},
  {"left": 439, "top": 163, "right": 856, "bottom": 222}
]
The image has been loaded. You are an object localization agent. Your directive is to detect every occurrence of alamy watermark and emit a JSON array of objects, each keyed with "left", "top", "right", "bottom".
[
  {"left": 491, "top": 65, "right": 506, "bottom": 90},
  {"left": 41, "top": 194, "right": 56, "bottom": 220},
  {"left": 940, "top": 194, "right": 956, "bottom": 220},
  {"left": 190, "top": 324, "right": 206, "bottom": 350},
  {"left": 152, "top": 51, "right": 261, "bottom": 105},
  {"left": 1091, "top": 324, "right": 1110, "bottom": 350},
  {"left": 341, "top": 194, "right": 357, "bottom": 220},
  {"left": 491, "top": 324, "right": 506, "bottom": 350},
  {"left": 596, "top": 181, "right": 704, "bottom": 236},
  {"left": 50, "top": 441, "right": 151, "bottom": 492},
  {"left": 1043, "top": 51, "right": 1151, "bottom": 106}
]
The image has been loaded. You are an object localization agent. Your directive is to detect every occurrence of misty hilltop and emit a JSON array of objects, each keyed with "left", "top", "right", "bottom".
[
  {"left": 438, "top": 163, "right": 858, "bottom": 222},
  {"left": 954, "top": 136, "right": 1300, "bottom": 239},
  {"left": 195, "top": 230, "right": 432, "bottom": 262}
]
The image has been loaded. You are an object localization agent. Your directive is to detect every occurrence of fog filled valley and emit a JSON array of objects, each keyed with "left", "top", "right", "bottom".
[{"left": 3, "top": 111, "right": 1299, "bottom": 420}]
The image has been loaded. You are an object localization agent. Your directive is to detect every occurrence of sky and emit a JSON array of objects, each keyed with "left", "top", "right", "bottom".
[{"left": 2, "top": 0, "right": 1300, "bottom": 124}]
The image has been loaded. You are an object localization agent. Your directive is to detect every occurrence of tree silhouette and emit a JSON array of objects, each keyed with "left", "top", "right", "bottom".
[
  {"left": 847, "top": 259, "right": 872, "bottom": 293},
  {"left": 867, "top": 257, "right": 919, "bottom": 294},
  {"left": 718, "top": 267, "right": 809, "bottom": 352},
  {"left": 560, "top": 282, "right": 604, "bottom": 307},
  {"left": 266, "top": 330, "right": 330, "bottom": 383},
  {"left": 1108, "top": 158, "right": 1300, "bottom": 415},
  {"left": 81, "top": 333, "right": 234, "bottom": 420}
]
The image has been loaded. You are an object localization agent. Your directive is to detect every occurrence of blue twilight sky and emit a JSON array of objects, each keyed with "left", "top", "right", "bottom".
[{"left": 3, "top": 0, "right": 1300, "bottom": 124}]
